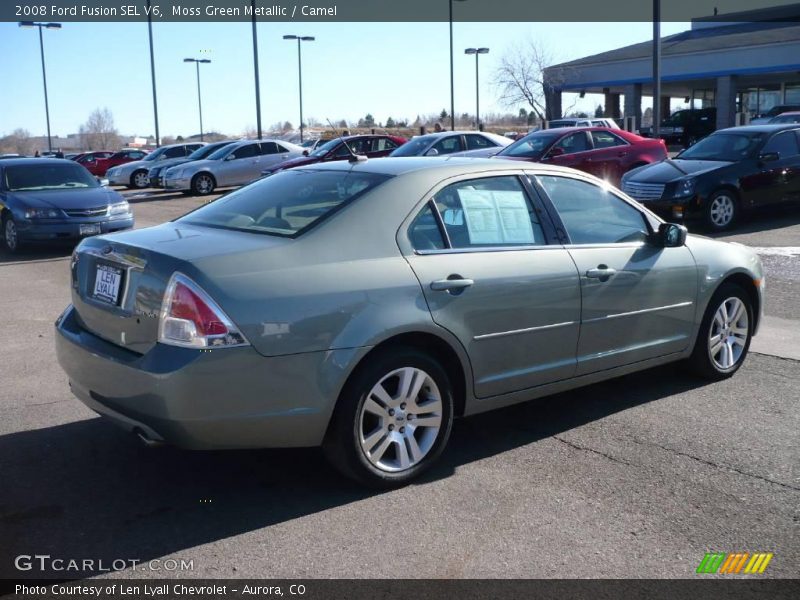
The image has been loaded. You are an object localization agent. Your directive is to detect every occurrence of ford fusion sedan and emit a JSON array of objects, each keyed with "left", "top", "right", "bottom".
[
  {"left": 106, "top": 143, "right": 204, "bottom": 189},
  {"left": 263, "top": 134, "right": 407, "bottom": 175},
  {"left": 1, "top": 159, "right": 133, "bottom": 253},
  {"left": 148, "top": 140, "right": 236, "bottom": 188},
  {"left": 485, "top": 127, "right": 667, "bottom": 184},
  {"left": 162, "top": 139, "right": 303, "bottom": 195},
  {"left": 621, "top": 124, "right": 800, "bottom": 230},
  {"left": 389, "top": 131, "right": 511, "bottom": 157},
  {"left": 56, "top": 157, "right": 762, "bottom": 487}
]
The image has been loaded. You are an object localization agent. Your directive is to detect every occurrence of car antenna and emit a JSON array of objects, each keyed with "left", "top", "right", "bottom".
[{"left": 326, "top": 118, "right": 367, "bottom": 163}]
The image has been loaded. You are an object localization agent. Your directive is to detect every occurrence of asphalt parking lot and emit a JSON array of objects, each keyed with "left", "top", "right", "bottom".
[{"left": 0, "top": 187, "right": 798, "bottom": 580}]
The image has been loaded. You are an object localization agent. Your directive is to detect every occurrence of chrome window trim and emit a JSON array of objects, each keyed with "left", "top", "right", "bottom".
[{"left": 474, "top": 320, "right": 577, "bottom": 341}]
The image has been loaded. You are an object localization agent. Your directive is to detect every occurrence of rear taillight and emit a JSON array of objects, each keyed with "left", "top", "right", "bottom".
[{"left": 158, "top": 273, "right": 248, "bottom": 349}]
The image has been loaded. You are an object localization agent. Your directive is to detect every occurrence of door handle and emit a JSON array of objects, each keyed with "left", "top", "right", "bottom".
[
  {"left": 431, "top": 277, "right": 474, "bottom": 292},
  {"left": 585, "top": 265, "right": 617, "bottom": 279}
]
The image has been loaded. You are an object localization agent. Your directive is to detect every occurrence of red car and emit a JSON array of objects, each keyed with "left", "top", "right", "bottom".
[
  {"left": 489, "top": 127, "right": 667, "bottom": 184},
  {"left": 264, "top": 134, "right": 407, "bottom": 174},
  {"left": 73, "top": 151, "right": 114, "bottom": 175},
  {"left": 91, "top": 149, "right": 149, "bottom": 177}
]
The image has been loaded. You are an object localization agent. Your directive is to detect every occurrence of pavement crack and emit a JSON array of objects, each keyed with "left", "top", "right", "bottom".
[
  {"left": 553, "top": 435, "right": 636, "bottom": 467},
  {"left": 631, "top": 438, "right": 799, "bottom": 492}
]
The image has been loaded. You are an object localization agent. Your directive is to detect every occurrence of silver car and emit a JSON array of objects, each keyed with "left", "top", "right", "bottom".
[
  {"left": 390, "top": 131, "right": 511, "bottom": 157},
  {"left": 162, "top": 139, "right": 304, "bottom": 195},
  {"left": 105, "top": 143, "right": 205, "bottom": 189},
  {"left": 56, "top": 158, "right": 764, "bottom": 487}
]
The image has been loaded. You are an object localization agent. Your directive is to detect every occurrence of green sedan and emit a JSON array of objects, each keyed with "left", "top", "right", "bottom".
[{"left": 55, "top": 157, "right": 764, "bottom": 487}]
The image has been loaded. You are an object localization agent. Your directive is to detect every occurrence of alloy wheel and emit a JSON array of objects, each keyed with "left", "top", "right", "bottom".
[
  {"left": 195, "top": 175, "right": 213, "bottom": 195},
  {"left": 4, "top": 219, "right": 17, "bottom": 252},
  {"left": 133, "top": 171, "right": 149, "bottom": 188},
  {"left": 709, "top": 194, "right": 735, "bottom": 228},
  {"left": 358, "top": 367, "right": 443, "bottom": 473},
  {"left": 708, "top": 296, "right": 749, "bottom": 371}
]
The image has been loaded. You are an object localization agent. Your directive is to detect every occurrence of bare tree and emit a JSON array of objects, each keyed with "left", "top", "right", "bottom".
[
  {"left": 1, "top": 128, "right": 34, "bottom": 155},
  {"left": 492, "top": 38, "right": 574, "bottom": 122},
  {"left": 79, "top": 108, "right": 120, "bottom": 150}
]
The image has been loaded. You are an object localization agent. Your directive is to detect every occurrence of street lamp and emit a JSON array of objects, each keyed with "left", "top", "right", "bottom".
[
  {"left": 183, "top": 57, "right": 211, "bottom": 142},
  {"left": 449, "top": 0, "right": 467, "bottom": 131},
  {"left": 465, "top": 47, "right": 489, "bottom": 130},
  {"left": 283, "top": 35, "right": 315, "bottom": 143},
  {"left": 251, "top": 0, "right": 262, "bottom": 140},
  {"left": 146, "top": 0, "right": 160, "bottom": 147},
  {"left": 19, "top": 21, "right": 61, "bottom": 153}
]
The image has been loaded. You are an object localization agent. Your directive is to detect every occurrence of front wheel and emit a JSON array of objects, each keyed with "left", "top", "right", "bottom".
[
  {"left": 3, "top": 215, "right": 23, "bottom": 253},
  {"left": 324, "top": 348, "right": 454, "bottom": 488},
  {"left": 191, "top": 173, "right": 216, "bottom": 196},
  {"left": 704, "top": 190, "right": 739, "bottom": 231},
  {"left": 130, "top": 170, "right": 149, "bottom": 189},
  {"left": 687, "top": 283, "right": 753, "bottom": 380}
]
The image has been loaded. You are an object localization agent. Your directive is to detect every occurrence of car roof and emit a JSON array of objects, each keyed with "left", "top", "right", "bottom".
[
  {"left": 719, "top": 124, "right": 800, "bottom": 133},
  {"left": 297, "top": 155, "right": 588, "bottom": 178},
  {"left": 0, "top": 158, "right": 75, "bottom": 167},
  {"left": 774, "top": 111, "right": 800, "bottom": 116}
]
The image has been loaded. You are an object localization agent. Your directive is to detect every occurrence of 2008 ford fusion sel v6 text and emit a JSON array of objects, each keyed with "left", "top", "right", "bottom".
[{"left": 55, "top": 157, "right": 764, "bottom": 487}]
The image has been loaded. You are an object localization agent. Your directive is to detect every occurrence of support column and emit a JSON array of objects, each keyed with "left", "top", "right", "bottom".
[
  {"left": 545, "top": 85, "right": 562, "bottom": 121},
  {"left": 716, "top": 75, "right": 737, "bottom": 130},
  {"left": 624, "top": 83, "right": 643, "bottom": 130},
  {"left": 660, "top": 96, "right": 671, "bottom": 122},
  {"left": 604, "top": 90, "right": 621, "bottom": 119}
]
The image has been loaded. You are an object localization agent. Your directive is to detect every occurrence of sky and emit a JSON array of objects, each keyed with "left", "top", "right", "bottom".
[{"left": 0, "top": 21, "right": 689, "bottom": 139}]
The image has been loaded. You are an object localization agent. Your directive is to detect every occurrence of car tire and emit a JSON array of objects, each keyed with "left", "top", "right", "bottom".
[
  {"left": 704, "top": 189, "right": 739, "bottom": 231},
  {"left": 323, "top": 347, "right": 454, "bottom": 488},
  {"left": 130, "top": 170, "right": 149, "bottom": 189},
  {"left": 2, "top": 214, "right": 23, "bottom": 254},
  {"left": 191, "top": 173, "right": 216, "bottom": 196},
  {"left": 687, "top": 283, "right": 753, "bottom": 381}
]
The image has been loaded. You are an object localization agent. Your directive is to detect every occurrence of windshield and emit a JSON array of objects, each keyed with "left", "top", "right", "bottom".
[
  {"left": 180, "top": 169, "right": 391, "bottom": 237},
  {"left": 5, "top": 164, "right": 99, "bottom": 191},
  {"left": 142, "top": 147, "right": 168, "bottom": 162},
  {"left": 309, "top": 138, "right": 342, "bottom": 157},
  {"left": 678, "top": 132, "right": 763, "bottom": 161},
  {"left": 189, "top": 142, "right": 231, "bottom": 160},
  {"left": 498, "top": 131, "right": 562, "bottom": 159},
  {"left": 548, "top": 120, "right": 578, "bottom": 128},
  {"left": 390, "top": 135, "right": 437, "bottom": 157}
]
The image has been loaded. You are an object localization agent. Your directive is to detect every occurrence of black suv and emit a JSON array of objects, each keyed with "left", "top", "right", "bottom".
[{"left": 641, "top": 108, "right": 716, "bottom": 148}]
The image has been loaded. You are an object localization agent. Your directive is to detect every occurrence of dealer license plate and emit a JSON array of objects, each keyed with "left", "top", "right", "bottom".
[
  {"left": 80, "top": 224, "right": 102, "bottom": 236},
  {"left": 93, "top": 264, "right": 123, "bottom": 305}
]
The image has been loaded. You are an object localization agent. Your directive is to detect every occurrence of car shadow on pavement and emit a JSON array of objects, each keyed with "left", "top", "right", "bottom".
[
  {"left": 0, "top": 362, "right": 709, "bottom": 580},
  {"left": 0, "top": 244, "right": 73, "bottom": 265}
]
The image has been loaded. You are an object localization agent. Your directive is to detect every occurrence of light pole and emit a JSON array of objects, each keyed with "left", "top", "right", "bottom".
[
  {"left": 146, "top": 0, "right": 160, "bottom": 146},
  {"left": 283, "top": 35, "right": 315, "bottom": 143},
  {"left": 652, "top": 0, "right": 661, "bottom": 137},
  {"left": 19, "top": 21, "right": 61, "bottom": 153},
  {"left": 183, "top": 58, "right": 211, "bottom": 141},
  {"left": 251, "top": 0, "right": 262, "bottom": 139},
  {"left": 465, "top": 47, "right": 489, "bottom": 130},
  {"left": 449, "top": 0, "right": 467, "bottom": 131}
]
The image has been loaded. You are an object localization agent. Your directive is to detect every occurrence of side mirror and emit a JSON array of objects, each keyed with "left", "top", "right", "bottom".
[
  {"left": 656, "top": 223, "right": 687, "bottom": 248},
  {"left": 225, "top": 154, "right": 236, "bottom": 161},
  {"left": 425, "top": 148, "right": 439, "bottom": 156},
  {"left": 302, "top": 150, "right": 309, "bottom": 157},
  {"left": 547, "top": 146, "right": 565, "bottom": 158},
  {"left": 758, "top": 152, "right": 779, "bottom": 163}
]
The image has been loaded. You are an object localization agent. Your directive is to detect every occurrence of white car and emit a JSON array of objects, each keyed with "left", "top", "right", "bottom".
[
  {"left": 548, "top": 117, "right": 621, "bottom": 129},
  {"left": 163, "top": 139, "right": 304, "bottom": 196}
]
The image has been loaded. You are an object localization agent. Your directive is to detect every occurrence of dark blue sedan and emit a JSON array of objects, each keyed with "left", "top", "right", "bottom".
[{"left": 0, "top": 159, "right": 134, "bottom": 253}]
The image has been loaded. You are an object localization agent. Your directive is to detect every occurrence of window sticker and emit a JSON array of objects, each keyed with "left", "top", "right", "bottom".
[{"left": 458, "top": 189, "right": 535, "bottom": 244}]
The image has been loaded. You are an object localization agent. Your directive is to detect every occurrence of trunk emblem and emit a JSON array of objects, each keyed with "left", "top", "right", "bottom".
[{"left": 102, "top": 245, "right": 113, "bottom": 255}]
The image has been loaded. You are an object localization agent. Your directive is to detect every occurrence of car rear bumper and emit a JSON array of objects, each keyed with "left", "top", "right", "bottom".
[
  {"left": 17, "top": 216, "right": 134, "bottom": 242},
  {"left": 55, "top": 304, "right": 363, "bottom": 449}
]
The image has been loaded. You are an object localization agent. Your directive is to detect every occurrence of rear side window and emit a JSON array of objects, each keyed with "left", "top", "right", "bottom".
[
  {"left": 762, "top": 131, "right": 800, "bottom": 158},
  {"left": 537, "top": 175, "right": 648, "bottom": 244},
  {"left": 430, "top": 176, "right": 545, "bottom": 248},
  {"left": 180, "top": 170, "right": 391, "bottom": 237},
  {"left": 408, "top": 203, "right": 446, "bottom": 250}
]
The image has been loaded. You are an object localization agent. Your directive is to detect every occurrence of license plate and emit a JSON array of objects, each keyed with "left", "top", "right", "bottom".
[
  {"left": 80, "top": 224, "right": 101, "bottom": 236},
  {"left": 93, "top": 264, "right": 123, "bottom": 305}
]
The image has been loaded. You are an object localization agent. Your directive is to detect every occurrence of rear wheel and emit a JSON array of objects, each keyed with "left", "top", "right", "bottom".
[
  {"left": 130, "top": 170, "right": 149, "bottom": 189},
  {"left": 191, "top": 173, "right": 216, "bottom": 196},
  {"left": 704, "top": 189, "right": 739, "bottom": 231},
  {"left": 324, "top": 347, "right": 454, "bottom": 488},
  {"left": 687, "top": 283, "right": 753, "bottom": 380},
  {"left": 2, "top": 214, "right": 22, "bottom": 253}
]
